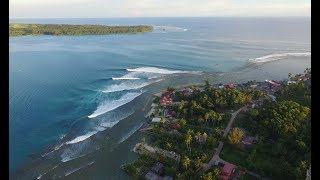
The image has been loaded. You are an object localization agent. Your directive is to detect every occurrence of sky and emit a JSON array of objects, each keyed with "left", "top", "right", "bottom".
[{"left": 10, "top": 0, "right": 311, "bottom": 18}]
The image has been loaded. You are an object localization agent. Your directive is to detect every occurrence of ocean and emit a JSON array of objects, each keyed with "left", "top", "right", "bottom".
[{"left": 9, "top": 17, "right": 310, "bottom": 179}]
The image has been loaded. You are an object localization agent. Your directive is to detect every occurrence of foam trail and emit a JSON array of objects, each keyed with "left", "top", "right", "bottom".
[
  {"left": 88, "top": 92, "right": 142, "bottom": 118},
  {"left": 126, "top": 67, "right": 191, "bottom": 74},
  {"left": 66, "top": 131, "right": 97, "bottom": 145},
  {"left": 102, "top": 81, "right": 152, "bottom": 93},
  {"left": 61, "top": 153, "right": 86, "bottom": 163},
  {"left": 37, "top": 165, "right": 59, "bottom": 179},
  {"left": 118, "top": 122, "right": 144, "bottom": 144},
  {"left": 249, "top": 52, "right": 311, "bottom": 63},
  {"left": 41, "top": 143, "right": 65, "bottom": 157},
  {"left": 64, "top": 161, "right": 95, "bottom": 176},
  {"left": 112, "top": 77, "right": 140, "bottom": 80},
  {"left": 100, "top": 121, "right": 120, "bottom": 128}
]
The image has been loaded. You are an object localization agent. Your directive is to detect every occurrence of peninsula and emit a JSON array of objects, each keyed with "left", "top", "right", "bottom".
[
  {"left": 9, "top": 24, "right": 154, "bottom": 36},
  {"left": 123, "top": 68, "right": 311, "bottom": 180}
]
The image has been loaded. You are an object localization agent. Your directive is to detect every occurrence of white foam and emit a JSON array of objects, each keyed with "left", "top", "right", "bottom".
[
  {"left": 88, "top": 92, "right": 142, "bottom": 118},
  {"left": 66, "top": 131, "right": 97, "bottom": 145},
  {"left": 112, "top": 77, "right": 140, "bottom": 80},
  {"left": 37, "top": 165, "right": 59, "bottom": 179},
  {"left": 64, "top": 161, "right": 94, "bottom": 176},
  {"left": 154, "top": 26, "right": 188, "bottom": 32},
  {"left": 61, "top": 154, "right": 86, "bottom": 163},
  {"left": 249, "top": 52, "right": 311, "bottom": 63},
  {"left": 100, "top": 121, "right": 120, "bottom": 128},
  {"left": 55, "top": 143, "right": 65, "bottom": 150},
  {"left": 126, "top": 67, "right": 186, "bottom": 74},
  {"left": 95, "top": 126, "right": 106, "bottom": 131},
  {"left": 102, "top": 81, "right": 152, "bottom": 93}
]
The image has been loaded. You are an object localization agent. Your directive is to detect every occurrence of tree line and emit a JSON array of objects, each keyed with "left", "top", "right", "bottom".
[{"left": 9, "top": 24, "right": 154, "bottom": 36}]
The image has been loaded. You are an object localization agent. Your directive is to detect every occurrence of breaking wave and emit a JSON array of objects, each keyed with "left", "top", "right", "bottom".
[
  {"left": 102, "top": 81, "right": 152, "bottom": 93},
  {"left": 111, "top": 67, "right": 200, "bottom": 81},
  {"left": 88, "top": 92, "right": 142, "bottom": 118},
  {"left": 112, "top": 77, "right": 140, "bottom": 80},
  {"left": 126, "top": 67, "right": 188, "bottom": 74},
  {"left": 66, "top": 131, "right": 98, "bottom": 145},
  {"left": 248, "top": 52, "right": 311, "bottom": 63}
]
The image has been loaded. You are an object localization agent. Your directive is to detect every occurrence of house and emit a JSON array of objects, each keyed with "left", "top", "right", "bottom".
[
  {"left": 151, "top": 162, "right": 164, "bottom": 175},
  {"left": 163, "top": 108, "right": 175, "bottom": 118},
  {"left": 152, "top": 118, "right": 161, "bottom": 123},
  {"left": 242, "top": 135, "right": 258, "bottom": 145},
  {"left": 218, "top": 85, "right": 225, "bottom": 89},
  {"left": 268, "top": 95, "right": 276, "bottom": 102},
  {"left": 181, "top": 88, "right": 193, "bottom": 96},
  {"left": 145, "top": 171, "right": 162, "bottom": 180},
  {"left": 221, "top": 163, "right": 235, "bottom": 180},
  {"left": 160, "top": 96, "right": 172, "bottom": 105},
  {"left": 224, "top": 83, "right": 235, "bottom": 89},
  {"left": 169, "top": 122, "right": 181, "bottom": 130},
  {"left": 250, "top": 84, "right": 257, "bottom": 88},
  {"left": 270, "top": 85, "right": 281, "bottom": 92}
]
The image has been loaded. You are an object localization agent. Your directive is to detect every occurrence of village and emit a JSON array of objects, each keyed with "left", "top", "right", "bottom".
[{"left": 122, "top": 70, "right": 311, "bottom": 180}]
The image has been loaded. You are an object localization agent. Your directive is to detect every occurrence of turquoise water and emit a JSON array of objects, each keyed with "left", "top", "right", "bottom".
[{"left": 9, "top": 17, "right": 310, "bottom": 179}]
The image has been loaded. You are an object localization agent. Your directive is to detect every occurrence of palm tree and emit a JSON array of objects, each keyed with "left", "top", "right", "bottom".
[
  {"left": 202, "top": 132, "right": 208, "bottom": 145},
  {"left": 165, "top": 142, "right": 172, "bottom": 150},
  {"left": 161, "top": 116, "right": 166, "bottom": 124},
  {"left": 196, "top": 132, "right": 201, "bottom": 142},
  {"left": 215, "top": 113, "right": 223, "bottom": 126},
  {"left": 182, "top": 156, "right": 191, "bottom": 170},
  {"left": 185, "top": 133, "right": 192, "bottom": 151},
  {"left": 180, "top": 118, "right": 187, "bottom": 128},
  {"left": 204, "top": 112, "right": 210, "bottom": 124},
  {"left": 195, "top": 157, "right": 202, "bottom": 169},
  {"left": 203, "top": 172, "right": 213, "bottom": 180},
  {"left": 213, "top": 167, "right": 221, "bottom": 178},
  {"left": 197, "top": 116, "right": 204, "bottom": 125}
]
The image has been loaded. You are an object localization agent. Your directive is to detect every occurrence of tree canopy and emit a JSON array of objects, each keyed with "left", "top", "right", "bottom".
[{"left": 9, "top": 24, "right": 154, "bottom": 36}]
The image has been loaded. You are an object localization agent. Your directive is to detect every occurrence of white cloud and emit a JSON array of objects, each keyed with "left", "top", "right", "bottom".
[{"left": 9, "top": 0, "right": 311, "bottom": 18}]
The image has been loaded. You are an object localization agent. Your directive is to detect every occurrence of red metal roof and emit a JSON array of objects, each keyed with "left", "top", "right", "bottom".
[{"left": 222, "top": 163, "right": 235, "bottom": 175}]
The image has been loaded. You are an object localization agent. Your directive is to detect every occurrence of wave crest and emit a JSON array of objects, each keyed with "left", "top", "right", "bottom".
[
  {"left": 102, "top": 81, "right": 152, "bottom": 93},
  {"left": 88, "top": 92, "right": 142, "bottom": 118},
  {"left": 249, "top": 52, "right": 311, "bottom": 63},
  {"left": 66, "top": 131, "right": 98, "bottom": 145}
]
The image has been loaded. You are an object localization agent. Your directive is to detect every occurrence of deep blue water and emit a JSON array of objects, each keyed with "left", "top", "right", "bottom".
[{"left": 9, "top": 17, "right": 310, "bottom": 177}]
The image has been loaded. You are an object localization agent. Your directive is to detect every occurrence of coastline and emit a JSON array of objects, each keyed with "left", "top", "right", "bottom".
[
  {"left": 11, "top": 65, "right": 310, "bottom": 179},
  {"left": 122, "top": 69, "right": 311, "bottom": 180}
]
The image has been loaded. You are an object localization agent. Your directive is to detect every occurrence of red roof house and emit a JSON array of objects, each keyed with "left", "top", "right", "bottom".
[
  {"left": 224, "top": 84, "right": 235, "bottom": 89},
  {"left": 169, "top": 122, "right": 181, "bottom": 130},
  {"left": 160, "top": 91, "right": 173, "bottom": 105},
  {"left": 221, "top": 163, "right": 235, "bottom": 180}
]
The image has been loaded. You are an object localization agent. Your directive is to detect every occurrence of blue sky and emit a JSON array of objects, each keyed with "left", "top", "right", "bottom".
[{"left": 10, "top": 0, "right": 311, "bottom": 18}]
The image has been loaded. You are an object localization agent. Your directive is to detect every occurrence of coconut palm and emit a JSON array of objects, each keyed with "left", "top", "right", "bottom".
[
  {"left": 182, "top": 156, "right": 191, "bottom": 170},
  {"left": 185, "top": 133, "right": 192, "bottom": 151},
  {"left": 196, "top": 132, "right": 201, "bottom": 142}
]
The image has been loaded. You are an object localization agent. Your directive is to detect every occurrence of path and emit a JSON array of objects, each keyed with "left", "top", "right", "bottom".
[{"left": 203, "top": 105, "right": 247, "bottom": 171}]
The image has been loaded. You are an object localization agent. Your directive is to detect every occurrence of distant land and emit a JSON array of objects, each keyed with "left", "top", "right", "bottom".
[{"left": 9, "top": 24, "right": 154, "bottom": 36}]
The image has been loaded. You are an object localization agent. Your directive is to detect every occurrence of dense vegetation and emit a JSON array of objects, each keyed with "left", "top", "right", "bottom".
[
  {"left": 9, "top": 24, "right": 154, "bottom": 36},
  {"left": 223, "top": 68, "right": 311, "bottom": 180},
  {"left": 125, "top": 68, "right": 311, "bottom": 180},
  {"left": 135, "top": 81, "right": 264, "bottom": 179}
]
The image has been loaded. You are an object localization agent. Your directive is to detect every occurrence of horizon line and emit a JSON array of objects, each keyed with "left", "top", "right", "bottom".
[{"left": 10, "top": 15, "right": 311, "bottom": 19}]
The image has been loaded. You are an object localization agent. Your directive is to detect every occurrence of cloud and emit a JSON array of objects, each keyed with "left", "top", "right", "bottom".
[{"left": 9, "top": 0, "right": 311, "bottom": 18}]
